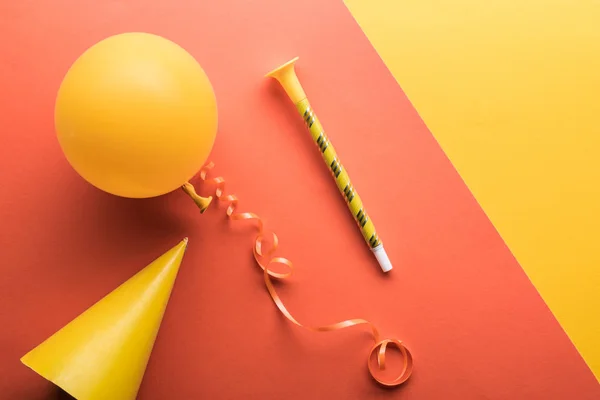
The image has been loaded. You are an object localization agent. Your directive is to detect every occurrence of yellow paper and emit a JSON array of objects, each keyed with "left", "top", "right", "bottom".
[
  {"left": 21, "top": 238, "right": 188, "bottom": 399},
  {"left": 344, "top": 0, "right": 600, "bottom": 379}
]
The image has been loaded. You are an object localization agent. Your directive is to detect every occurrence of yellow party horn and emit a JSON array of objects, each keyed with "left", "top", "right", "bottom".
[
  {"left": 20, "top": 238, "right": 188, "bottom": 400},
  {"left": 266, "top": 57, "right": 393, "bottom": 273}
]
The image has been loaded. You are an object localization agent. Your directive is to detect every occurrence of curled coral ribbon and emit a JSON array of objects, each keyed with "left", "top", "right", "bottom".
[{"left": 182, "top": 162, "right": 413, "bottom": 387}]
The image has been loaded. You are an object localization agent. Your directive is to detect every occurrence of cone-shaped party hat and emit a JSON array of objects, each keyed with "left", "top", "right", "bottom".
[{"left": 21, "top": 238, "right": 188, "bottom": 400}]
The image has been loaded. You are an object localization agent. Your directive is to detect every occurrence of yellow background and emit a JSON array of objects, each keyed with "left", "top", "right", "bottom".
[{"left": 344, "top": 0, "right": 600, "bottom": 379}]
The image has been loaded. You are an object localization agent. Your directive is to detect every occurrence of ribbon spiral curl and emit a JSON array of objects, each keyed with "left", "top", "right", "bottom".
[{"left": 182, "top": 161, "right": 413, "bottom": 387}]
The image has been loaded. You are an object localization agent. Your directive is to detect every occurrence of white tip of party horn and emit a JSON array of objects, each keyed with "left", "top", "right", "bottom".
[{"left": 372, "top": 244, "right": 393, "bottom": 273}]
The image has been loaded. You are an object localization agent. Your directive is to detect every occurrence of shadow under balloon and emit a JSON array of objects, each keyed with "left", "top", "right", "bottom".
[
  {"left": 44, "top": 170, "right": 202, "bottom": 273},
  {"left": 90, "top": 189, "right": 192, "bottom": 240}
]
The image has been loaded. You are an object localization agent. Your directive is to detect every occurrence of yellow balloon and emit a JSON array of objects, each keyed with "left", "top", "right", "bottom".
[{"left": 55, "top": 32, "right": 218, "bottom": 198}]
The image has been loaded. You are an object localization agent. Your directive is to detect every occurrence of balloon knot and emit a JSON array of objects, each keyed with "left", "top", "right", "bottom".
[{"left": 182, "top": 182, "right": 212, "bottom": 213}]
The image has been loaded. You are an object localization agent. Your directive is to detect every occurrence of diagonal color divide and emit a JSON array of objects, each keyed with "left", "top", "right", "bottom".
[
  {"left": 1, "top": 0, "right": 600, "bottom": 398},
  {"left": 344, "top": 0, "right": 600, "bottom": 380}
]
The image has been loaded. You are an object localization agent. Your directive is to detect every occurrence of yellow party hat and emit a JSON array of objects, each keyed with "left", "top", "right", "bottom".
[{"left": 21, "top": 238, "right": 188, "bottom": 400}]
